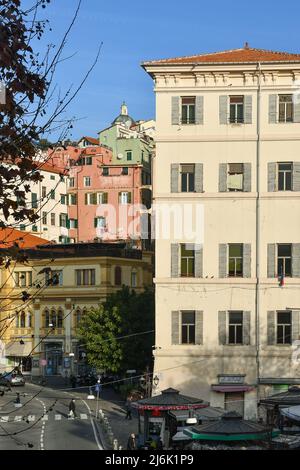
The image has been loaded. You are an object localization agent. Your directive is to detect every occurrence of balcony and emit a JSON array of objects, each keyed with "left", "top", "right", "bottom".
[
  {"left": 11, "top": 328, "right": 34, "bottom": 337},
  {"left": 39, "top": 328, "right": 65, "bottom": 337}
]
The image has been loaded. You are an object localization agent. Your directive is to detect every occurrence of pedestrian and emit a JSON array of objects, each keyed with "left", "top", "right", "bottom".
[
  {"left": 127, "top": 433, "right": 137, "bottom": 450},
  {"left": 125, "top": 397, "right": 132, "bottom": 420},
  {"left": 68, "top": 398, "right": 77, "bottom": 418},
  {"left": 15, "top": 393, "right": 20, "bottom": 404},
  {"left": 157, "top": 437, "right": 163, "bottom": 450}
]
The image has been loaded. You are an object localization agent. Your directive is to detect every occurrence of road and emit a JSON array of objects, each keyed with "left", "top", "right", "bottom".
[{"left": 0, "top": 383, "right": 103, "bottom": 450}]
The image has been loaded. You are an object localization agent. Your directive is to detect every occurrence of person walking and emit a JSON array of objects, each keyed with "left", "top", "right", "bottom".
[
  {"left": 125, "top": 397, "right": 132, "bottom": 420},
  {"left": 68, "top": 398, "right": 77, "bottom": 418},
  {"left": 127, "top": 433, "right": 137, "bottom": 450}
]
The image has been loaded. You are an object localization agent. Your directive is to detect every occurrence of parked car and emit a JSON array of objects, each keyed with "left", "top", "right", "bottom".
[
  {"left": 5, "top": 372, "right": 25, "bottom": 386},
  {"left": 0, "top": 374, "right": 10, "bottom": 388}
]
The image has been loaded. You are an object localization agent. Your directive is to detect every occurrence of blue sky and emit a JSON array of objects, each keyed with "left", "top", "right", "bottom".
[{"left": 22, "top": 0, "right": 300, "bottom": 140}]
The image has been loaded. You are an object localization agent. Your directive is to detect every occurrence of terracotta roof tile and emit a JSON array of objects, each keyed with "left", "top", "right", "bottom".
[
  {"left": 0, "top": 228, "right": 50, "bottom": 249},
  {"left": 143, "top": 47, "right": 300, "bottom": 65}
]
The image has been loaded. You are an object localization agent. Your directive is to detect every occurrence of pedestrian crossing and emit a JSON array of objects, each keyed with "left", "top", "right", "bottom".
[{"left": 0, "top": 413, "right": 89, "bottom": 423}]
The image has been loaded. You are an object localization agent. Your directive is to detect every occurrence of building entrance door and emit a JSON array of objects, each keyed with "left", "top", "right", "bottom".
[
  {"left": 225, "top": 392, "right": 244, "bottom": 417},
  {"left": 45, "top": 343, "right": 63, "bottom": 375}
]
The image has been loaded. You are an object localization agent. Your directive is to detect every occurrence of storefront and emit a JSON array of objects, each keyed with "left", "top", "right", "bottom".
[
  {"left": 5, "top": 341, "right": 33, "bottom": 374},
  {"left": 211, "top": 374, "right": 255, "bottom": 418}
]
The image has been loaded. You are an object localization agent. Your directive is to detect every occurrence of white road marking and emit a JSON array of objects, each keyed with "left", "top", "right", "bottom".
[
  {"left": 28, "top": 415, "right": 35, "bottom": 422},
  {"left": 80, "top": 413, "right": 88, "bottom": 420},
  {"left": 0, "top": 416, "right": 9, "bottom": 422},
  {"left": 41, "top": 415, "right": 48, "bottom": 421},
  {"left": 14, "top": 416, "right": 22, "bottom": 422},
  {"left": 55, "top": 414, "right": 62, "bottom": 420},
  {"left": 82, "top": 400, "right": 103, "bottom": 451}
]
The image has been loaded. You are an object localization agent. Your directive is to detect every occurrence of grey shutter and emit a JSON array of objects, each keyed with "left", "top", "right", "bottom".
[
  {"left": 219, "top": 163, "right": 228, "bottom": 192},
  {"left": 195, "top": 163, "right": 203, "bottom": 192},
  {"left": 171, "top": 243, "right": 179, "bottom": 278},
  {"left": 195, "top": 311, "right": 203, "bottom": 345},
  {"left": 269, "top": 94, "right": 277, "bottom": 123},
  {"left": 194, "top": 244, "right": 203, "bottom": 278},
  {"left": 243, "top": 311, "right": 251, "bottom": 345},
  {"left": 243, "top": 244, "right": 251, "bottom": 278},
  {"left": 292, "top": 244, "right": 300, "bottom": 278},
  {"left": 219, "top": 96, "right": 228, "bottom": 124},
  {"left": 195, "top": 96, "right": 204, "bottom": 125},
  {"left": 244, "top": 95, "right": 252, "bottom": 124},
  {"left": 243, "top": 163, "right": 251, "bottom": 192},
  {"left": 292, "top": 311, "right": 300, "bottom": 342},
  {"left": 268, "top": 162, "right": 277, "bottom": 192},
  {"left": 267, "top": 311, "right": 276, "bottom": 345},
  {"left": 293, "top": 97, "right": 300, "bottom": 123},
  {"left": 170, "top": 164, "right": 179, "bottom": 193},
  {"left": 171, "top": 311, "right": 179, "bottom": 345},
  {"left": 218, "top": 311, "right": 227, "bottom": 345},
  {"left": 219, "top": 244, "right": 228, "bottom": 278},
  {"left": 171, "top": 96, "right": 180, "bottom": 125},
  {"left": 267, "top": 244, "right": 276, "bottom": 278},
  {"left": 140, "top": 213, "right": 149, "bottom": 241},
  {"left": 292, "top": 162, "right": 300, "bottom": 191}
]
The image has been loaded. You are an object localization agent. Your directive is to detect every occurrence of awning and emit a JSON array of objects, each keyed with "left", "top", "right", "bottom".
[
  {"left": 211, "top": 385, "right": 254, "bottom": 393},
  {"left": 5, "top": 341, "right": 32, "bottom": 357},
  {"left": 281, "top": 405, "right": 300, "bottom": 422}
]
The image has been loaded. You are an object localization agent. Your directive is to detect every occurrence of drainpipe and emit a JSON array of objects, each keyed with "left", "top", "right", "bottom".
[{"left": 255, "top": 62, "right": 262, "bottom": 409}]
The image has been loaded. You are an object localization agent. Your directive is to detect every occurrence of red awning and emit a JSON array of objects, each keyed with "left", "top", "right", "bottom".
[{"left": 211, "top": 385, "right": 254, "bottom": 393}]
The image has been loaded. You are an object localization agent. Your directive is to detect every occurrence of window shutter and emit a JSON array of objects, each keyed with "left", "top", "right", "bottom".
[
  {"left": 243, "top": 244, "right": 251, "bottom": 278},
  {"left": 268, "top": 94, "right": 277, "bottom": 123},
  {"left": 268, "top": 162, "right": 277, "bottom": 192},
  {"left": 128, "top": 192, "right": 132, "bottom": 203},
  {"left": 292, "top": 310, "right": 300, "bottom": 342},
  {"left": 195, "top": 311, "right": 203, "bottom": 345},
  {"left": 195, "top": 96, "right": 204, "bottom": 125},
  {"left": 292, "top": 244, "right": 300, "bottom": 278},
  {"left": 94, "top": 218, "right": 97, "bottom": 228},
  {"left": 170, "top": 164, "right": 179, "bottom": 193},
  {"left": 219, "top": 244, "right": 227, "bottom": 278},
  {"left": 244, "top": 95, "right": 252, "bottom": 124},
  {"left": 243, "top": 163, "right": 251, "bottom": 192},
  {"left": 194, "top": 244, "right": 203, "bottom": 278},
  {"left": 140, "top": 213, "right": 149, "bottom": 240},
  {"left": 292, "top": 162, "right": 300, "bottom": 191},
  {"left": 66, "top": 217, "right": 70, "bottom": 229},
  {"left": 171, "top": 311, "right": 179, "bottom": 344},
  {"left": 92, "top": 193, "right": 97, "bottom": 205},
  {"left": 218, "top": 311, "right": 227, "bottom": 345},
  {"left": 267, "top": 311, "right": 276, "bottom": 345},
  {"left": 103, "top": 192, "right": 108, "bottom": 203},
  {"left": 219, "top": 96, "right": 228, "bottom": 124},
  {"left": 74, "top": 219, "right": 78, "bottom": 229},
  {"left": 267, "top": 244, "right": 276, "bottom": 278},
  {"left": 59, "top": 214, "right": 62, "bottom": 227},
  {"left": 194, "top": 163, "right": 203, "bottom": 192},
  {"left": 84, "top": 193, "right": 88, "bottom": 205},
  {"left": 219, "top": 163, "right": 228, "bottom": 192},
  {"left": 293, "top": 96, "right": 300, "bottom": 123},
  {"left": 171, "top": 97, "right": 180, "bottom": 125},
  {"left": 118, "top": 192, "right": 121, "bottom": 203},
  {"left": 171, "top": 243, "right": 179, "bottom": 278},
  {"left": 243, "top": 311, "right": 251, "bottom": 345}
]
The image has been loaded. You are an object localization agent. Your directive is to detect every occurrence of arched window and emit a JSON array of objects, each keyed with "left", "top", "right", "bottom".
[
  {"left": 44, "top": 309, "right": 50, "bottom": 327},
  {"left": 75, "top": 309, "right": 82, "bottom": 327},
  {"left": 131, "top": 270, "right": 137, "bottom": 288},
  {"left": 27, "top": 312, "right": 32, "bottom": 328},
  {"left": 15, "top": 312, "right": 19, "bottom": 328},
  {"left": 20, "top": 311, "right": 26, "bottom": 328},
  {"left": 115, "top": 266, "right": 122, "bottom": 286},
  {"left": 57, "top": 309, "right": 63, "bottom": 328},
  {"left": 51, "top": 309, "right": 57, "bottom": 327}
]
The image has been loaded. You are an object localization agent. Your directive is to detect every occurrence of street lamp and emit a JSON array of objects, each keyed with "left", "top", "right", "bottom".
[
  {"left": 153, "top": 375, "right": 159, "bottom": 388},
  {"left": 69, "top": 352, "right": 75, "bottom": 376},
  {"left": 95, "top": 378, "right": 101, "bottom": 419}
]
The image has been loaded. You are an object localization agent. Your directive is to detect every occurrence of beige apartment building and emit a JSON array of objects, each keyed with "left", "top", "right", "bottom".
[{"left": 143, "top": 45, "right": 300, "bottom": 419}]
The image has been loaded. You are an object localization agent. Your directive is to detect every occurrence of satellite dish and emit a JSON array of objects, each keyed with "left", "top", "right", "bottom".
[{"left": 117, "top": 153, "right": 123, "bottom": 159}]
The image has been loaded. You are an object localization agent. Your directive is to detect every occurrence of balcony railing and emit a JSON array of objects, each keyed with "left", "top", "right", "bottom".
[
  {"left": 11, "top": 328, "right": 33, "bottom": 337},
  {"left": 39, "top": 327, "right": 65, "bottom": 336}
]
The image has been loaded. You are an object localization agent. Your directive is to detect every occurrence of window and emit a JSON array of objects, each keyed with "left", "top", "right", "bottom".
[
  {"left": 50, "top": 175, "right": 55, "bottom": 181},
  {"left": 115, "top": 266, "right": 122, "bottom": 286},
  {"left": 277, "top": 244, "right": 292, "bottom": 277},
  {"left": 45, "top": 270, "right": 63, "bottom": 287},
  {"left": 131, "top": 270, "right": 137, "bottom": 287},
  {"left": 85, "top": 192, "right": 97, "bottom": 205},
  {"left": 119, "top": 192, "right": 131, "bottom": 204},
  {"left": 279, "top": 95, "right": 293, "bottom": 123},
  {"left": 59, "top": 213, "right": 68, "bottom": 228},
  {"left": 15, "top": 271, "right": 32, "bottom": 288},
  {"left": 60, "top": 194, "right": 67, "bottom": 205},
  {"left": 69, "top": 219, "right": 78, "bottom": 229},
  {"left": 42, "top": 212, "right": 47, "bottom": 225},
  {"left": 20, "top": 311, "right": 26, "bottom": 328},
  {"left": 102, "top": 167, "right": 109, "bottom": 176},
  {"left": 126, "top": 151, "right": 132, "bottom": 161},
  {"left": 19, "top": 224, "right": 26, "bottom": 231},
  {"left": 141, "top": 151, "right": 144, "bottom": 162},
  {"left": 86, "top": 157, "right": 92, "bottom": 165},
  {"left": 32, "top": 225, "right": 38, "bottom": 232},
  {"left": 181, "top": 97, "right": 195, "bottom": 124},
  {"left": 45, "top": 309, "right": 63, "bottom": 328},
  {"left": 42, "top": 186, "right": 47, "bottom": 198},
  {"left": 228, "top": 244, "right": 243, "bottom": 277},
  {"left": 27, "top": 313, "right": 32, "bottom": 328},
  {"left": 228, "top": 163, "right": 244, "bottom": 192},
  {"left": 94, "top": 216, "right": 106, "bottom": 229},
  {"left": 76, "top": 269, "right": 96, "bottom": 286},
  {"left": 83, "top": 176, "right": 91, "bottom": 187},
  {"left": 181, "top": 164, "right": 195, "bottom": 192},
  {"left": 69, "top": 193, "right": 77, "bottom": 205},
  {"left": 181, "top": 311, "right": 195, "bottom": 344},
  {"left": 180, "top": 244, "right": 195, "bottom": 277},
  {"left": 51, "top": 213, "right": 55, "bottom": 226},
  {"left": 122, "top": 167, "right": 129, "bottom": 175},
  {"left": 277, "top": 311, "right": 292, "bottom": 344},
  {"left": 50, "top": 189, "right": 55, "bottom": 200},
  {"left": 69, "top": 177, "right": 75, "bottom": 188},
  {"left": 228, "top": 311, "right": 243, "bottom": 344},
  {"left": 97, "top": 192, "right": 108, "bottom": 204},
  {"left": 278, "top": 163, "right": 292, "bottom": 191},
  {"left": 229, "top": 96, "right": 244, "bottom": 123},
  {"left": 31, "top": 193, "right": 38, "bottom": 209},
  {"left": 75, "top": 309, "right": 83, "bottom": 327}
]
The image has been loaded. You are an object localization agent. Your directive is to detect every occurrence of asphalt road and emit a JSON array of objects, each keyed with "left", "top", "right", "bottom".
[{"left": 0, "top": 383, "right": 102, "bottom": 451}]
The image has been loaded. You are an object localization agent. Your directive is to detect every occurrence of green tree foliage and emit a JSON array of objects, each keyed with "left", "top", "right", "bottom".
[{"left": 77, "top": 304, "right": 122, "bottom": 373}]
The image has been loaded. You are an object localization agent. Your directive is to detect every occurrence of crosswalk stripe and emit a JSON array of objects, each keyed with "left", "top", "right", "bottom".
[
  {"left": 0, "top": 416, "right": 9, "bottom": 422},
  {"left": 41, "top": 415, "right": 48, "bottom": 421},
  {"left": 80, "top": 413, "right": 88, "bottom": 420},
  {"left": 55, "top": 414, "right": 62, "bottom": 421},
  {"left": 0, "top": 414, "right": 90, "bottom": 422},
  {"left": 28, "top": 415, "right": 35, "bottom": 422},
  {"left": 14, "top": 416, "right": 22, "bottom": 422}
]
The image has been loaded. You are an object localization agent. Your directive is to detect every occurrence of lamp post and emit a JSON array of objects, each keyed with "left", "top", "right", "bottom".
[
  {"left": 95, "top": 378, "right": 101, "bottom": 419},
  {"left": 69, "top": 352, "right": 75, "bottom": 376}
]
